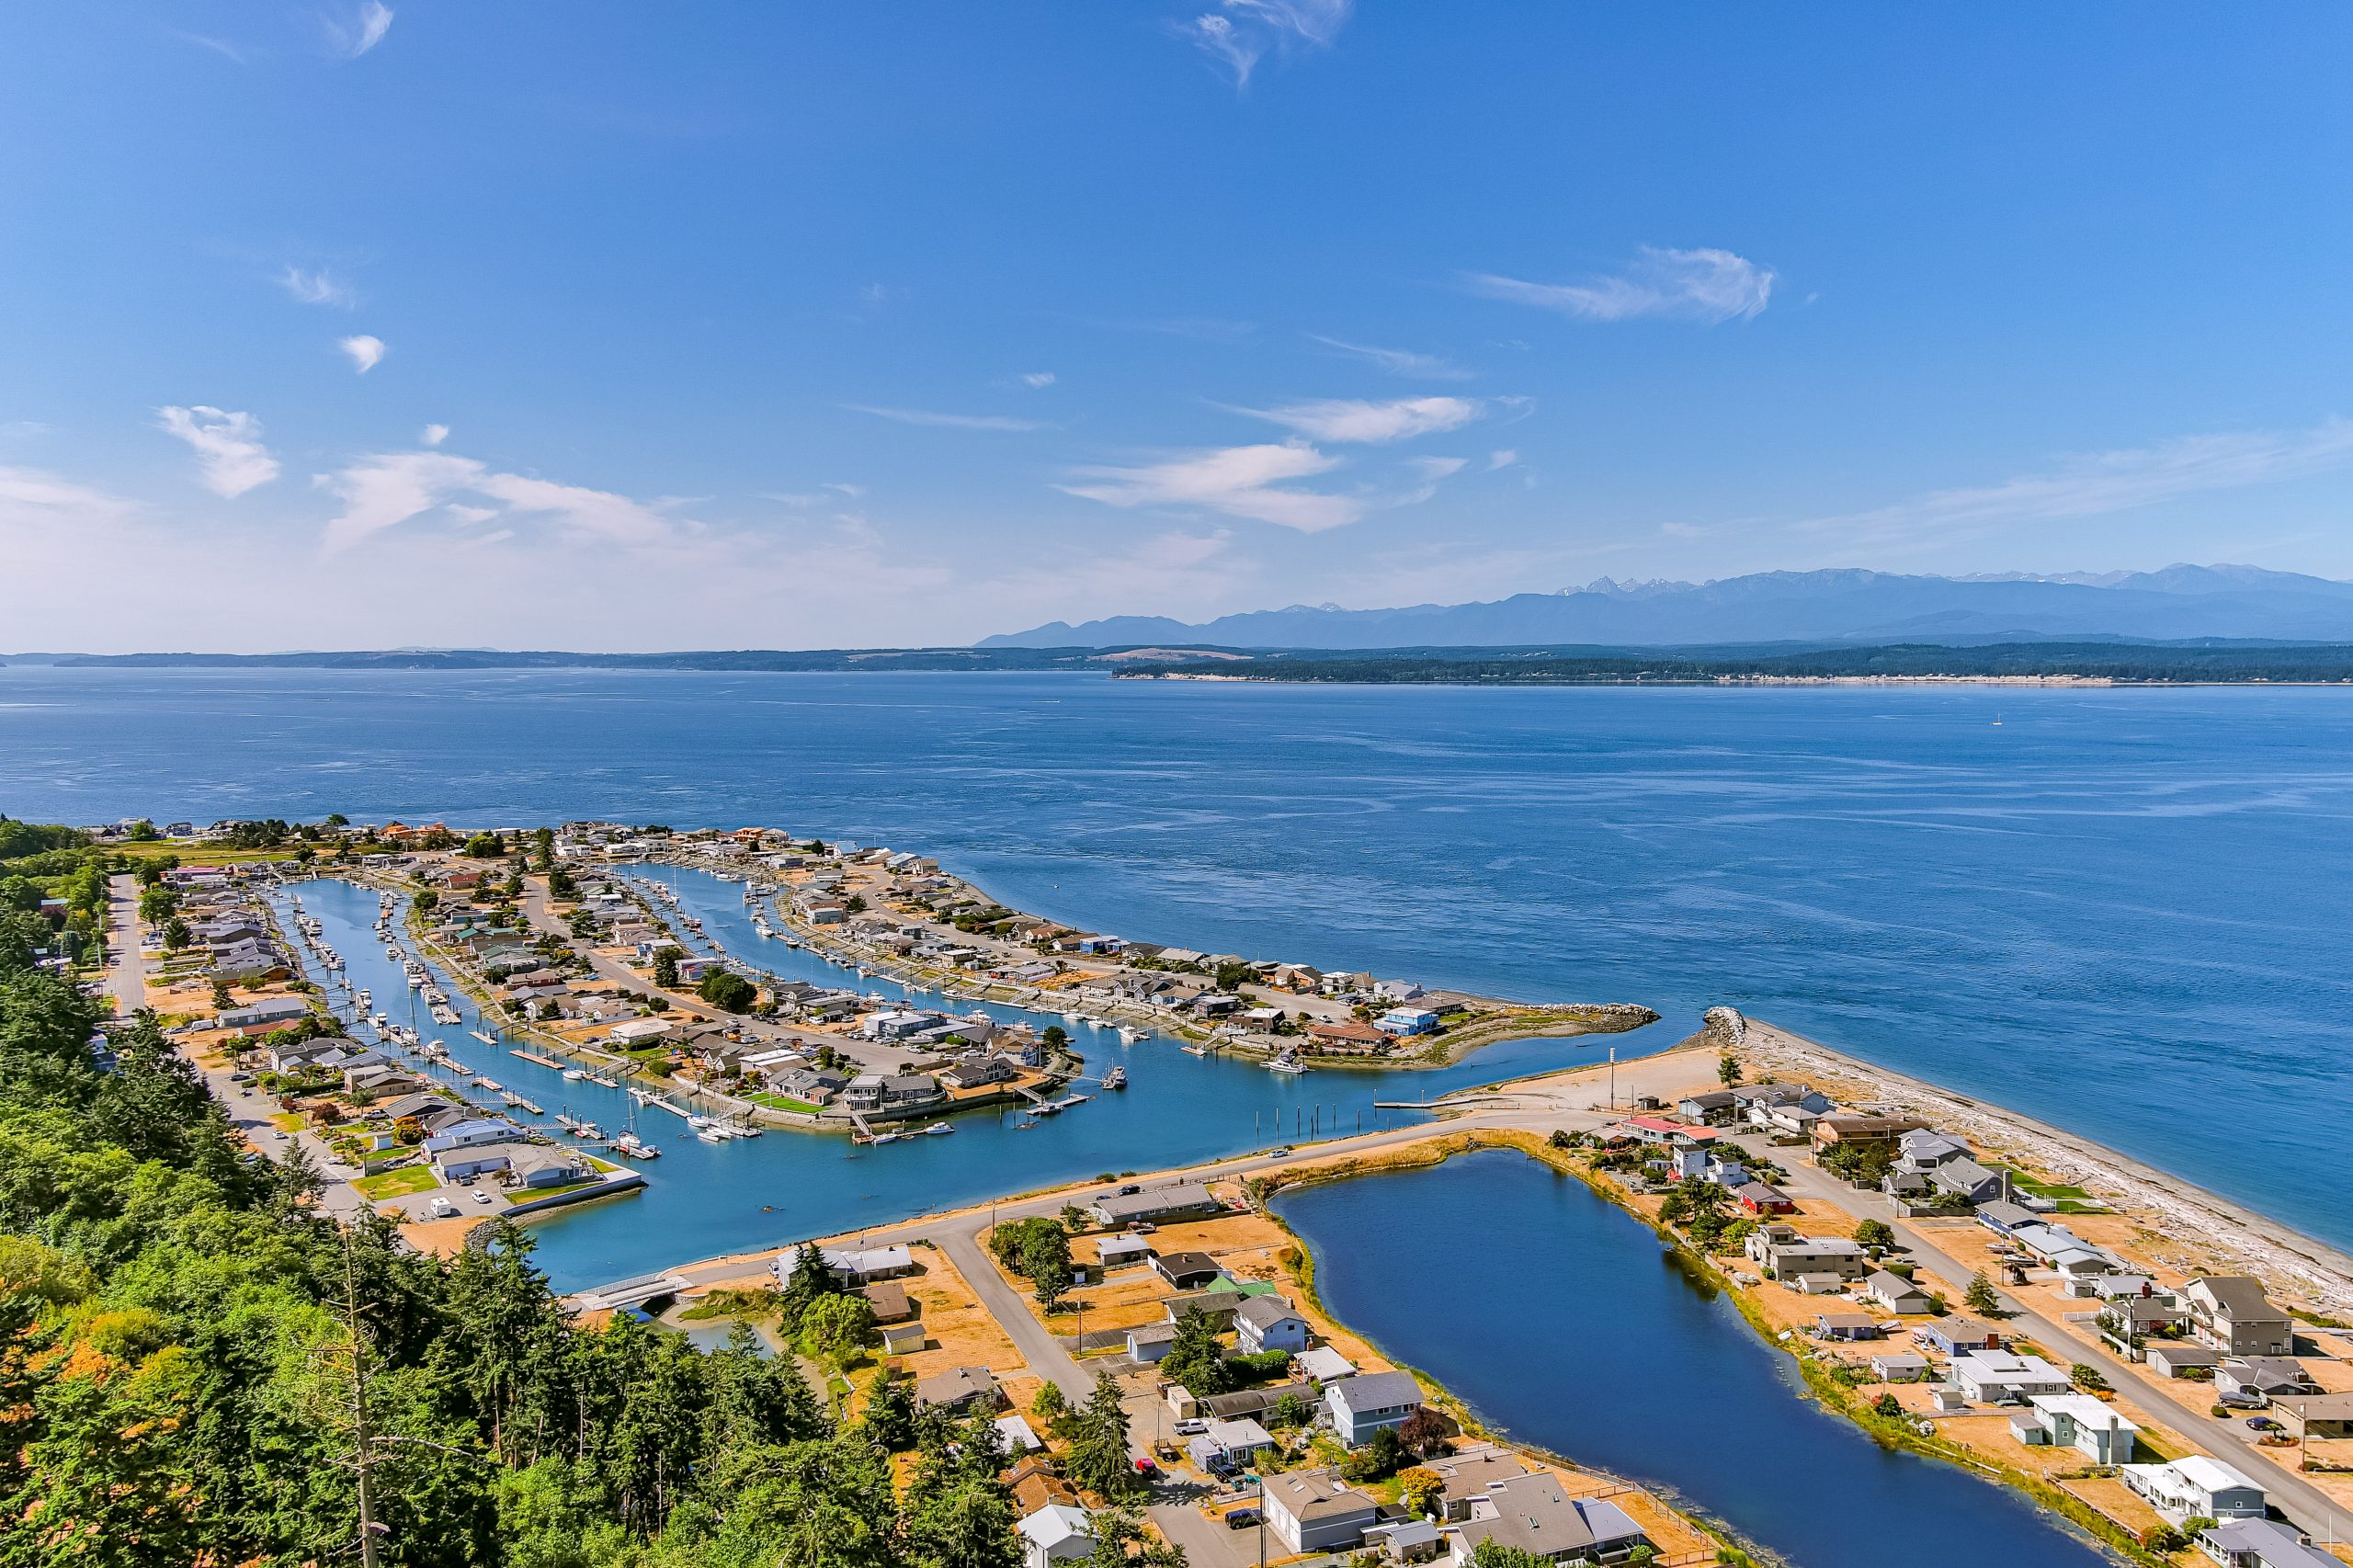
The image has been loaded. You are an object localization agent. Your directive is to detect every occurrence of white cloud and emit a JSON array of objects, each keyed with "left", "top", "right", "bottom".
[
  {"left": 322, "top": 444, "right": 689, "bottom": 554},
  {"left": 1466, "top": 246, "right": 1775, "bottom": 324},
  {"left": 327, "top": 2, "right": 394, "bottom": 58},
  {"left": 1178, "top": 0, "right": 1353, "bottom": 87},
  {"left": 421, "top": 423, "right": 449, "bottom": 447},
  {"left": 1307, "top": 335, "right": 1471, "bottom": 381},
  {"left": 278, "top": 266, "right": 357, "bottom": 308},
  {"left": 339, "top": 335, "right": 386, "bottom": 373},
  {"left": 845, "top": 404, "right": 1049, "bottom": 432},
  {"left": 1062, "top": 440, "right": 1361, "bottom": 532},
  {"left": 156, "top": 405, "right": 279, "bottom": 497},
  {"left": 0, "top": 463, "right": 135, "bottom": 525},
  {"left": 825, "top": 482, "right": 866, "bottom": 497},
  {"left": 1801, "top": 419, "right": 2353, "bottom": 545},
  {"left": 1486, "top": 449, "right": 1520, "bottom": 472},
  {"left": 1020, "top": 371, "right": 1057, "bottom": 388},
  {"left": 1242, "top": 395, "right": 1483, "bottom": 444}
]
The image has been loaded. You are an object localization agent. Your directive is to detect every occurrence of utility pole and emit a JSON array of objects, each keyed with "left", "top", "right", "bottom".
[{"left": 340, "top": 1237, "right": 384, "bottom": 1568}]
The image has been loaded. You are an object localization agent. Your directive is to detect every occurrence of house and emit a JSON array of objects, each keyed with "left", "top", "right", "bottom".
[
  {"left": 1915, "top": 1318, "right": 2003, "bottom": 1356},
  {"left": 421, "top": 1118, "right": 517, "bottom": 1155},
  {"left": 2145, "top": 1344, "right": 2222, "bottom": 1378},
  {"left": 607, "top": 1017, "right": 673, "bottom": 1047},
  {"left": 2007, "top": 1393, "right": 2138, "bottom": 1463},
  {"left": 995, "top": 1414, "right": 1045, "bottom": 1454},
  {"left": 2198, "top": 1517, "right": 2347, "bottom": 1568},
  {"left": 841, "top": 1074, "right": 941, "bottom": 1114},
  {"left": 1125, "top": 1323, "right": 1178, "bottom": 1362},
  {"left": 1095, "top": 1233, "right": 1154, "bottom": 1269},
  {"left": 1448, "top": 1471, "right": 1649, "bottom": 1568},
  {"left": 1733, "top": 1182, "right": 1796, "bottom": 1215},
  {"left": 1377, "top": 1006, "right": 1440, "bottom": 1036},
  {"left": 1261, "top": 1470, "right": 1381, "bottom": 1555},
  {"left": 1864, "top": 1270, "right": 1937, "bottom": 1314},
  {"left": 1744, "top": 1223, "right": 1868, "bottom": 1286},
  {"left": 1149, "top": 1251, "right": 1225, "bottom": 1290},
  {"left": 1233, "top": 1295, "right": 1310, "bottom": 1355},
  {"left": 502, "top": 1147, "right": 591, "bottom": 1189},
  {"left": 1089, "top": 1182, "right": 1222, "bottom": 1227},
  {"left": 1675, "top": 1089, "right": 1742, "bottom": 1125},
  {"left": 1735, "top": 1083, "right": 1833, "bottom": 1136},
  {"left": 1623, "top": 1116, "right": 1717, "bottom": 1148},
  {"left": 859, "top": 1281, "right": 914, "bottom": 1324},
  {"left": 1813, "top": 1312, "right": 1882, "bottom": 1342},
  {"left": 1870, "top": 1352, "right": 1931, "bottom": 1382},
  {"left": 1017, "top": 1504, "right": 1094, "bottom": 1568},
  {"left": 2121, "top": 1456, "right": 2266, "bottom": 1525},
  {"left": 1812, "top": 1113, "right": 1930, "bottom": 1156},
  {"left": 1326, "top": 1369, "right": 1423, "bottom": 1447},
  {"left": 2271, "top": 1392, "right": 2353, "bottom": 1441},
  {"left": 217, "top": 995, "right": 313, "bottom": 1031},
  {"left": 1949, "top": 1350, "right": 2072, "bottom": 1405},
  {"left": 1422, "top": 1443, "right": 1531, "bottom": 1521},
  {"left": 1367, "top": 1518, "right": 1445, "bottom": 1565},
  {"left": 1976, "top": 1199, "right": 2041, "bottom": 1236},
  {"left": 2216, "top": 1358, "right": 2318, "bottom": 1408},
  {"left": 914, "top": 1366, "right": 1002, "bottom": 1413},
  {"left": 432, "top": 1140, "right": 524, "bottom": 1182},
  {"left": 1186, "top": 1417, "right": 1275, "bottom": 1474},
  {"left": 1308, "top": 1019, "right": 1389, "bottom": 1051},
  {"left": 2182, "top": 1277, "right": 2295, "bottom": 1358},
  {"left": 1296, "top": 1345, "right": 1356, "bottom": 1385},
  {"left": 818, "top": 1244, "right": 914, "bottom": 1284}
]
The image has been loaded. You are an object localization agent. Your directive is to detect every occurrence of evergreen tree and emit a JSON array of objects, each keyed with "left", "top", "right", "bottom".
[{"left": 1063, "top": 1373, "right": 1133, "bottom": 1499}]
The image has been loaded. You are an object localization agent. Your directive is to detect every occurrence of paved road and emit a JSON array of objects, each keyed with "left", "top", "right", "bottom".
[{"left": 104, "top": 873, "right": 146, "bottom": 1016}]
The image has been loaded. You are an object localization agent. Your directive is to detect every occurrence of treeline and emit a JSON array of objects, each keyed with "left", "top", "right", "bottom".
[
  {"left": 0, "top": 897, "right": 1127, "bottom": 1568},
  {"left": 1118, "top": 641, "right": 2353, "bottom": 685},
  {"left": 25, "top": 648, "right": 1108, "bottom": 673}
]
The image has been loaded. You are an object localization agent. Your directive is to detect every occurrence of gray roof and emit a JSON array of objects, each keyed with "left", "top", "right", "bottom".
[
  {"left": 2198, "top": 1519, "right": 2342, "bottom": 1567},
  {"left": 1234, "top": 1295, "right": 1305, "bottom": 1329},
  {"left": 1263, "top": 1469, "right": 1378, "bottom": 1524},
  {"left": 2189, "top": 1276, "right": 2288, "bottom": 1323},
  {"left": 1329, "top": 1369, "right": 1422, "bottom": 1413}
]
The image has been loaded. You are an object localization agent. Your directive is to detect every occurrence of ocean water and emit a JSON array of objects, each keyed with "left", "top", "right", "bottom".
[
  {"left": 1277, "top": 1150, "right": 2114, "bottom": 1568},
  {"left": 5, "top": 665, "right": 2350, "bottom": 1252}
]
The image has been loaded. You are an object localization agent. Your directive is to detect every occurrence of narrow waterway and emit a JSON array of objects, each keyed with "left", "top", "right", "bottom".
[
  {"left": 278, "top": 870, "right": 1676, "bottom": 1290},
  {"left": 1272, "top": 1149, "right": 2115, "bottom": 1568}
]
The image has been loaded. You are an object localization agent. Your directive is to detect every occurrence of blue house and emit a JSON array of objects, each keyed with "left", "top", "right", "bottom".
[
  {"left": 1377, "top": 1007, "right": 1439, "bottom": 1036},
  {"left": 1325, "top": 1370, "right": 1423, "bottom": 1447}
]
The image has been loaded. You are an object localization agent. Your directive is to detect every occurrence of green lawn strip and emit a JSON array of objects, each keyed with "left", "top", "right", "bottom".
[
  {"left": 748, "top": 1094, "right": 820, "bottom": 1114},
  {"left": 352, "top": 1165, "right": 440, "bottom": 1199}
]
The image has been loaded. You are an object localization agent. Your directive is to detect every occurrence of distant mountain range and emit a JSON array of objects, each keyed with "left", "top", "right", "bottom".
[{"left": 978, "top": 564, "right": 2353, "bottom": 650}]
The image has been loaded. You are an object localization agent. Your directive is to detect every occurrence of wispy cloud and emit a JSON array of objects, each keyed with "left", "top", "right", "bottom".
[
  {"left": 1307, "top": 335, "right": 1471, "bottom": 381},
  {"left": 0, "top": 463, "right": 135, "bottom": 525},
  {"left": 1063, "top": 441, "right": 1358, "bottom": 532},
  {"left": 1486, "top": 449, "right": 1520, "bottom": 472},
  {"left": 1241, "top": 395, "right": 1483, "bottom": 444},
  {"left": 1801, "top": 419, "right": 2353, "bottom": 545},
  {"left": 825, "top": 482, "right": 866, "bottom": 498},
  {"left": 323, "top": 442, "right": 693, "bottom": 555},
  {"left": 278, "top": 266, "right": 357, "bottom": 308},
  {"left": 1177, "top": 0, "right": 1354, "bottom": 87},
  {"left": 173, "top": 30, "right": 247, "bottom": 62},
  {"left": 338, "top": 335, "right": 386, "bottom": 373},
  {"left": 420, "top": 423, "right": 449, "bottom": 447},
  {"left": 845, "top": 404, "right": 1050, "bottom": 432},
  {"left": 326, "top": 2, "right": 394, "bottom": 58},
  {"left": 156, "top": 405, "right": 279, "bottom": 497},
  {"left": 1467, "top": 246, "right": 1775, "bottom": 324},
  {"left": 1019, "top": 371, "right": 1058, "bottom": 389}
]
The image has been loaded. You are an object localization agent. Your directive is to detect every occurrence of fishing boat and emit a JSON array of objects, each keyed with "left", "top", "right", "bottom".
[
  {"left": 1117, "top": 1027, "right": 1146, "bottom": 1045},
  {"left": 1101, "top": 1066, "right": 1127, "bottom": 1090},
  {"left": 1267, "top": 1052, "right": 1308, "bottom": 1076}
]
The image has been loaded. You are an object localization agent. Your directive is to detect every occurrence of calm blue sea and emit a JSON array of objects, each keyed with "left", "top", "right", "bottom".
[{"left": 5, "top": 665, "right": 2348, "bottom": 1255}]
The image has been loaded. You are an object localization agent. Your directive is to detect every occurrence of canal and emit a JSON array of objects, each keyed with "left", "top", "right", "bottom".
[
  {"left": 1271, "top": 1148, "right": 2116, "bottom": 1568},
  {"left": 278, "top": 869, "right": 1680, "bottom": 1290}
]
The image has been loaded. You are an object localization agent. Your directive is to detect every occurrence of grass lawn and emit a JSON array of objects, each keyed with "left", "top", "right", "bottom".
[
  {"left": 353, "top": 1165, "right": 440, "bottom": 1199},
  {"left": 268, "top": 1112, "right": 305, "bottom": 1131},
  {"left": 749, "top": 1094, "right": 821, "bottom": 1114}
]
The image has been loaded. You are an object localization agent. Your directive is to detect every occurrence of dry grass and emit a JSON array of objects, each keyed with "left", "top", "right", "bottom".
[{"left": 892, "top": 1253, "right": 1026, "bottom": 1382}]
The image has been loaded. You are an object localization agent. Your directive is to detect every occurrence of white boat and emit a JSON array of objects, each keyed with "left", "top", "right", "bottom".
[
  {"left": 1101, "top": 1066, "right": 1128, "bottom": 1090},
  {"left": 562, "top": 1068, "right": 587, "bottom": 1082},
  {"left": 1118, "top": 1027, "right": 1146, "bottom": 1045},
  {"left": 1061, "top": 1011, "right": 1086, "bottom": 1026},
  {"left": 922, "top": 1121, "right": 955, "bottom": 1136},
  {"left": 1267, "top": 1053, "right": 1308, "bottom": 1076}
]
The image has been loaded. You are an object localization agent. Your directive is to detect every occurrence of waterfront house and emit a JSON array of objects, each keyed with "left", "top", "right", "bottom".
[
  {"left": 1297, "top": 1345, "right": 1356, "bottom": 1384},
  {"left": 1262, "top": 1470, "right": 1381, "bottom": 1555},
  {"left": 2272, "top": 1392, "right": 2353, "bottom": 1441},
  {"left": 2145, "top": 1344, "right": 2222, "bottom": 1378},
  {"left": 2198, "top": 1518, "right": 2346, "bottom": 1568},
  {"left": 1448, "top": 1471, "right": 1650, "bottom": 1568},
  {"left": 1864, "top": 1270, "right": 1936, "bottom": 1313},
  {"left": 1326, "top": 1369, "right": 1423, "bottom": 1447},
  {"left": 1811, "top": 1113, "right": 1930, "bottom": 1158},
  {"left": 1675, "top": 1089, "right": 1741, "bottom": 1125},
  {"left": 2122, "top": 1456, "right": 2266, "bottom": 1525},
  {"left": 421, "top": 1119, "right": 516, "bottom": 1155},
  {"left": 1377, "top": 1006, "right": 1440, "bottom": 1036},
  {"left": 818, "top": 1244, "right": 913, "bottom": 1284},
  {"left": 1813, "top": 1312, "right": 1882, "bottom": 1342},
  {"left": 1623, "top": 1116, "right": 1717, "bottom": 1149},
  {"left": 1017, "top": 1504, "right": 1094, "bottom": 1568},
  {"left": 1309, "top": 1018, "right": 1391, "bottom": 1052},
  {"left": 1157, "top": 1292, "right": 1243, "bottom": 1329},
  {"left": 217, "top": 995, "right": 313, "bottom": 1031},
  {"left": 2007, "top": 1393, "right": 2138, "bottom": 1463},
  {"left": 1733, "top": 1181, "right": 1795, "bottom": 1215},
  {"left": 2216, "top": 1358, "right": 2318, "bottom": 1407},
  {"left": 1233, "top": 1295, "right": 1311, "bottom": 1355},
  {"left": 1088, "top": 1181, "right": 1222, "bottom": 1227},
  {"left": 1744, "top": 1223, "right": 1868, "bottom": 1286},
  {"left": 2182, "top": 1277, "right": 2295, "bottom": 1358},
  {"left": 915, "top": 1365, "right": 1002, "bottom": 1413},
  {"left": 1870, "top": 1352, "right": 1931, "bottom": 1382},
  {"left": 841, "top": 1073, "right": 942, "bottom": 1114},
  {"left": 1423, "top": 1443, "right": 1529, "bottom": 1521},
  {"left": 1148, "top": 1251, "right": 1224, "bottom": 1290},
  {"left": 1949, "top": 1350, "right": 2071, "bottom": 1405},
  {"left": 1735, "top": 1083, "right": 1833, "bottom": 1136},
  {"left": 1915, "top": 1318, "right": 2002, "bottom": 1356}
]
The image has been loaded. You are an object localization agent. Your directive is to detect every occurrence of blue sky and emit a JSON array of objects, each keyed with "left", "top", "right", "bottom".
[{"left": 6, "top": 3, "right": 2353, "bottom": 650}]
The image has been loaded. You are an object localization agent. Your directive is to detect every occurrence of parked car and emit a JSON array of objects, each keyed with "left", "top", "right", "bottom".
[
  {"left": 2247, "top": 1416, "right": 2283, "bottom": 1431},
  {"left": 1119, "top": 1184, "right": 1142, "bottom": 1195},
  {"left": 1132, "top": 1458, "right": 1156, "bottom": 1476},
  {"left": 473, "top": 1189, "right": 494, "bottom": 1205},
  {"left": 1175, "top": 1418, "right": 1209, "bottom": 1436},
  {"left": 1225, "top": 1509, "right": 1259, "bottom": 1530}
]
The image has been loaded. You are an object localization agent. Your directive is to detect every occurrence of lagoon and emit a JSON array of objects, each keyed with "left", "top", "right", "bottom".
[{"left": 1273, "top": 1149, "right": 2114, "bottom": 1568}]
